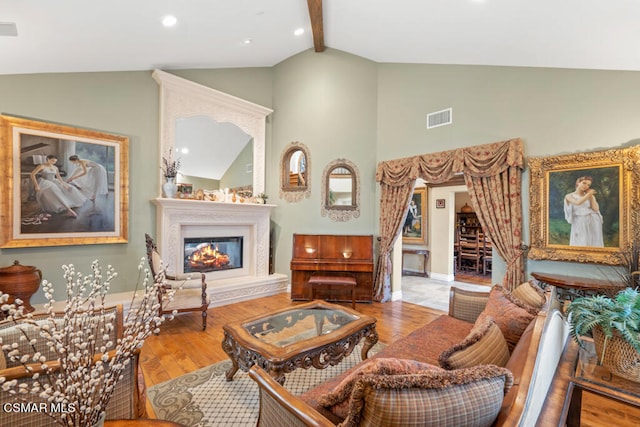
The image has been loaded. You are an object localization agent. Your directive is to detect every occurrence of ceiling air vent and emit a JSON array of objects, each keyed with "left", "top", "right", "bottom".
[
  {"left": 0, "top": 22, "right": 18, "bottom": 37},
  {"left": 426, "top": 108, "right": 452, "bottom": 129}
]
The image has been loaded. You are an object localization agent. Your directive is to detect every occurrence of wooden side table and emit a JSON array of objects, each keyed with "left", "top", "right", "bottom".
[
  {"left": 540, "top": 338, "right": 640, "bottom": 426},
  {"left": 531, "top": 272, "right": 626, "bottom": 301},
  {"left": 401, "top": 249, "right": 430, "bottom": 277}
]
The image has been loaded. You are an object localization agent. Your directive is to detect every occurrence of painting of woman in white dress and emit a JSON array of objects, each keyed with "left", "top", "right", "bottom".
[
  {"left": 2, "top": 115, "right": 128, "bottom": 248},
  {"left": 67, "top": 155, "right": 108, "bottom": 201},
  {"left": 547, "top": 165, "right": 620, "bottom": 248},
  {"left": 564, "top": 176, "right": 604, "bottom": 247},
  {"left": 30, "top": 155, "right": 87, "bottom": 218}
]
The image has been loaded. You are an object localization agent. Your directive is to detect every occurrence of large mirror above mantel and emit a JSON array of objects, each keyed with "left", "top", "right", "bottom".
[
  {"left": 151, "top": 71, "right": 287, "bottom": 305},
  {"left": 152, "top": 69, "right": 273, "bottom": 197}
]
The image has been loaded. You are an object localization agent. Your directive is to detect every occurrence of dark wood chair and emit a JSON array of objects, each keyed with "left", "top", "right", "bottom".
[
  {"left": 145, "top": 233, "right": 209, "bottom": 330},
  {"left": 457, "top": 231, "right": 482, "bottom": 274},
  {"left": 482, "top": 235, "right": 493, "bottom": 275}
]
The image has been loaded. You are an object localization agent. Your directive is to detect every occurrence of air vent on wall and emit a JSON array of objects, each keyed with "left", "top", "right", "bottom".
[
  {"left": 426, "top": 108, "right": 452, "bottom": 129},
  {"left": 0, "top": 22, "right": 18, "bottom": 37}
]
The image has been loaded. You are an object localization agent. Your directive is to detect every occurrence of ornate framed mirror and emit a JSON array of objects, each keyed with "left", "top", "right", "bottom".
[
  {"left": 321, "top": 158, "right": 360, "bottom": 221},
  {"left": 279, "top": 141, "right": 311, "bottom": 202},
  {"left": 152, "top": 69, "right": 272, "bottom": 197}
]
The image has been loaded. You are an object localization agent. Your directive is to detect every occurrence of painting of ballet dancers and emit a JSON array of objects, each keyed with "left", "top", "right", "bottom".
[{"left": 0, "top": 115, "right": 128, "bottom": 248}]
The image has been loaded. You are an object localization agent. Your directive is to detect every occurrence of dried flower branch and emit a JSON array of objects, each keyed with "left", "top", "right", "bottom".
[
  {"left": 162, "top": 148, "right": 181, "bottom": 178},
  {"left": 0, "top": 258, "right": 175, "bottom": 426}
]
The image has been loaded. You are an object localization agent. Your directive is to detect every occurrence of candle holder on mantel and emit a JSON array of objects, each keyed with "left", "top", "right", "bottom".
[{"left": 0, "top": 260, "right": 42, "bottom": 313}]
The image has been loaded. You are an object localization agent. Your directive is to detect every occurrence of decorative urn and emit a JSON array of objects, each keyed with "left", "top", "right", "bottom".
[{"left": 0, "top": 260, "right": 42, "bottom": 312}]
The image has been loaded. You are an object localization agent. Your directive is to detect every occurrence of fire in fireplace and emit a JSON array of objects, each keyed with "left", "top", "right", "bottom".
[{"left": 184, "top": 236, "right": 243, "bottom": 273}]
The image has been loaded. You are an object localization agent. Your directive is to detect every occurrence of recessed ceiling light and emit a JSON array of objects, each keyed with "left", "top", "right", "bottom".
[
  {"left": 294, "top": 28, "right": 305, "bottom": 36},
  {"left": 243, "top": 38, "right": 252, "bottom": 44},
  {"left": 162, "top": 15, "right": 177, "bottom": 27}
]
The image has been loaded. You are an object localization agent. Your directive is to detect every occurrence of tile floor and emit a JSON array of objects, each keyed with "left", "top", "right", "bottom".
[{"left": 401, "top": 275, "right": 490, "bottom": 312}]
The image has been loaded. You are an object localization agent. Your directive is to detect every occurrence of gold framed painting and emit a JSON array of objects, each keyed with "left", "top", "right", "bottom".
[
  {"left": 528, "top": 146, "right": 640, "bottom": 265},
  {"left": 0, "top": 115, "right": 129, "bottom": 248},
  {"left": 403, "top": 187, "right": 427, "bottom": 243}
]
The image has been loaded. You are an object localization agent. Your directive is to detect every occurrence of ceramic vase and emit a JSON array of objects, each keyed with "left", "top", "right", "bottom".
[
  {"left": 0, "top": 260, "right": 42, "bottom": 312},
  {"left": 163, "top": 176, "right": 178, "bottom": 198}
]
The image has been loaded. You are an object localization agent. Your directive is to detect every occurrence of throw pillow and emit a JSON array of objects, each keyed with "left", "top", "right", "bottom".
[
  {"left": 476, "top": 285, "right": 538, "bottom": 352},
  {"left": 318, "top": 358, "right": 439, "bottom": 418},
  {"left": 338, "top": 364, "right": 514, "bottom": 427},
  {"left": 511, "top": 280, "right": 546, "bottom": 310},
  {"left": 438, "top": 316, "right": 510, "bottom": 370}
]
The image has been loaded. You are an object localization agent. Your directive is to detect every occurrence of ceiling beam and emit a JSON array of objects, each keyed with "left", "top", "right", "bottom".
[{"left": 307, "top": 0, "right": 325, "bottom": 52}]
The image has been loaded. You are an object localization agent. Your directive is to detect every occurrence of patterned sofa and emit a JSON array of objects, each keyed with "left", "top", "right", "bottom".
[
  {"left": 249, "top": 283, "right": 568, "bottom": 427},
  {"left": 0, "top": 305, "right": 146, "bottom": 427}
]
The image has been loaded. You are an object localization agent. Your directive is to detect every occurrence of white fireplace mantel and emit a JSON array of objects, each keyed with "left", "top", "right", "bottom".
[{"left": 152, "top": 198, "right": 288, "bottom": 306}]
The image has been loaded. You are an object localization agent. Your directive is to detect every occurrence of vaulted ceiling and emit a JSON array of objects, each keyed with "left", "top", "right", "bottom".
[{"left": 1, "top": 0, "right": 639, "bottom": 75}]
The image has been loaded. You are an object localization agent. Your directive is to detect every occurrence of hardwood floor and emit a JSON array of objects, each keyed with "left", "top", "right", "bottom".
[
  {"left": 139, "top": 292, "right": 444, "bottom": 418},
  {"left": 139, "top": 292, "right": 637, "bottom": 424},
  {"left": 454, "top": 272, "right": 492, "bottom": 286}
]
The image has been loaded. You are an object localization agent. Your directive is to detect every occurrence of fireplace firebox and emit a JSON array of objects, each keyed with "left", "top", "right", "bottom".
[{"left": 184, "top": 237, "right": 243, "bottom": 273}]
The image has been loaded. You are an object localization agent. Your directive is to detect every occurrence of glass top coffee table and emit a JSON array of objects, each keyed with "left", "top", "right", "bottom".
[{"left": 222, "top": 300, "right": 378, "bottom": 384}]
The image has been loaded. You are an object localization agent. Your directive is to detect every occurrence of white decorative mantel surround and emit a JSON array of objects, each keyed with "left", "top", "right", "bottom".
[{"left": 153, "top": 198, "right": 288, "bottom": 307}]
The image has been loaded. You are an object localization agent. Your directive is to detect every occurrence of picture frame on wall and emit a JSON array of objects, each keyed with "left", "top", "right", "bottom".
[
  {"left": 0, "top": 115, "right": 129, "bottom": 248},
  {"left": 403, "top": 187, "right": 427, "bottom": 243},
  {"left": 528, "top": 146, "right": 640, "bottom": 265}
]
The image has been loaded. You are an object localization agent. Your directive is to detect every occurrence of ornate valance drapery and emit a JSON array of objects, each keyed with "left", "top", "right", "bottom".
[
  {"left": 374, "top": 138, "right": 525, "bottom": 301},
  {"left": 376, "top": 138, "right": 524, "bottom": 185}
]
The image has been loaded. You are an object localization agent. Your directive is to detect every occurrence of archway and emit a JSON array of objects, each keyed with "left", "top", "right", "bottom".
[{"left": 374, "top": 138, "right": 525, "bottom": 301}]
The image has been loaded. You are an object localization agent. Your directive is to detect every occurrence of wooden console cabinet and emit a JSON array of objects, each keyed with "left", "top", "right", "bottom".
[{"left": 290, "top": 234, "right": 374, "bottom": 303}]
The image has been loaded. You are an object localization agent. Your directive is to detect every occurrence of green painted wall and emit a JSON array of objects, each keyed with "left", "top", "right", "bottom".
[
  {"left": 376, "top": 64, "right": 640, "bottom": 279},
  {"left": 2, "top": 51, "right": 640, "bottom": 303},
  {"left": 0, "top": 68, "right": 273, "bottom": 303},
  {"left": 269, "top": 49, "right": 378, "bottom": 278}
]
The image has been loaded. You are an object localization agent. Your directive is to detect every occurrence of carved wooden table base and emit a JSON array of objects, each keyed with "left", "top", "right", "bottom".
[{"left": 221, "top": 301, "right": 378, "bottom": 385}]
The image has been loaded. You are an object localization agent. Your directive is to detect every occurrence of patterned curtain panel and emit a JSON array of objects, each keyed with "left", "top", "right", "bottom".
[
  {"left": 374, "top": 139, "right": 524, "bottom": 301},
  {"left": 466, "top": 168, "right": 524, "bottom": 290},
  {"left": 373, "top": 181, "right": 416, "bottom": 302}
]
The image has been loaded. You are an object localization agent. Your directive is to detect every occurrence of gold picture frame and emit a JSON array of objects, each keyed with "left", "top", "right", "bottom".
[
  {"left": 0, "top": 115, "right": 129, "bottom": 248},
  {"left": 528, "top": 146, "right": 640, "bottom": 265},
  {"left": 403, "top": 187, "right": 427, "bottom": 244}
]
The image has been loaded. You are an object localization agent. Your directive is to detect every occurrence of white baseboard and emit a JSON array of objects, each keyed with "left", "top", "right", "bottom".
[
  {"left": 32, "top": 273, "right": 290, "bottom": 314},
  {"left": 429, "top": 272, "right": 455, "bottom": 282},
  {"left": 391, "top": 289, "right": 403, "bottom": 301}
]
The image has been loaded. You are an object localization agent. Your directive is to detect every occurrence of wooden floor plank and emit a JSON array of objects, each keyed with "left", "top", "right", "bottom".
[
  {"left": 141, "top": 290, "right": 632, "bottom": 423},
  {"left": 139, "top": 293, "right": 444, "bottom": 417}
]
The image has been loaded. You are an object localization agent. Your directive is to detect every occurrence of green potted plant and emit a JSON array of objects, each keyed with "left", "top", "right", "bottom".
[{"left": 567, "top": 287, "right": 640, "bottom": 382}]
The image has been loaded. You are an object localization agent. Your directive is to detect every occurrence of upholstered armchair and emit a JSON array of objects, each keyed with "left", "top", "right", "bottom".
[
  {"left": 0, "top": 305, "right": 146, "bottom": 426},
  {"left": 145, "top": 233, "right": 209, "bottom": 331}
]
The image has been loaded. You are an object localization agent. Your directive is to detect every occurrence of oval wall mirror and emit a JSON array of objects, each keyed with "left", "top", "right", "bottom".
[
  {"left": 321, "top": 158, "right": 360, "bottom": 221},
  {"left": 279, "top": 141, "right": 311, "bottom": 202}
]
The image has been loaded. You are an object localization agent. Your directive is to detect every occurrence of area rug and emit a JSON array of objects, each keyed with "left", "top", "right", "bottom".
[{"left": 148, "top": 342, "right": 384, "bottom": 426}]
